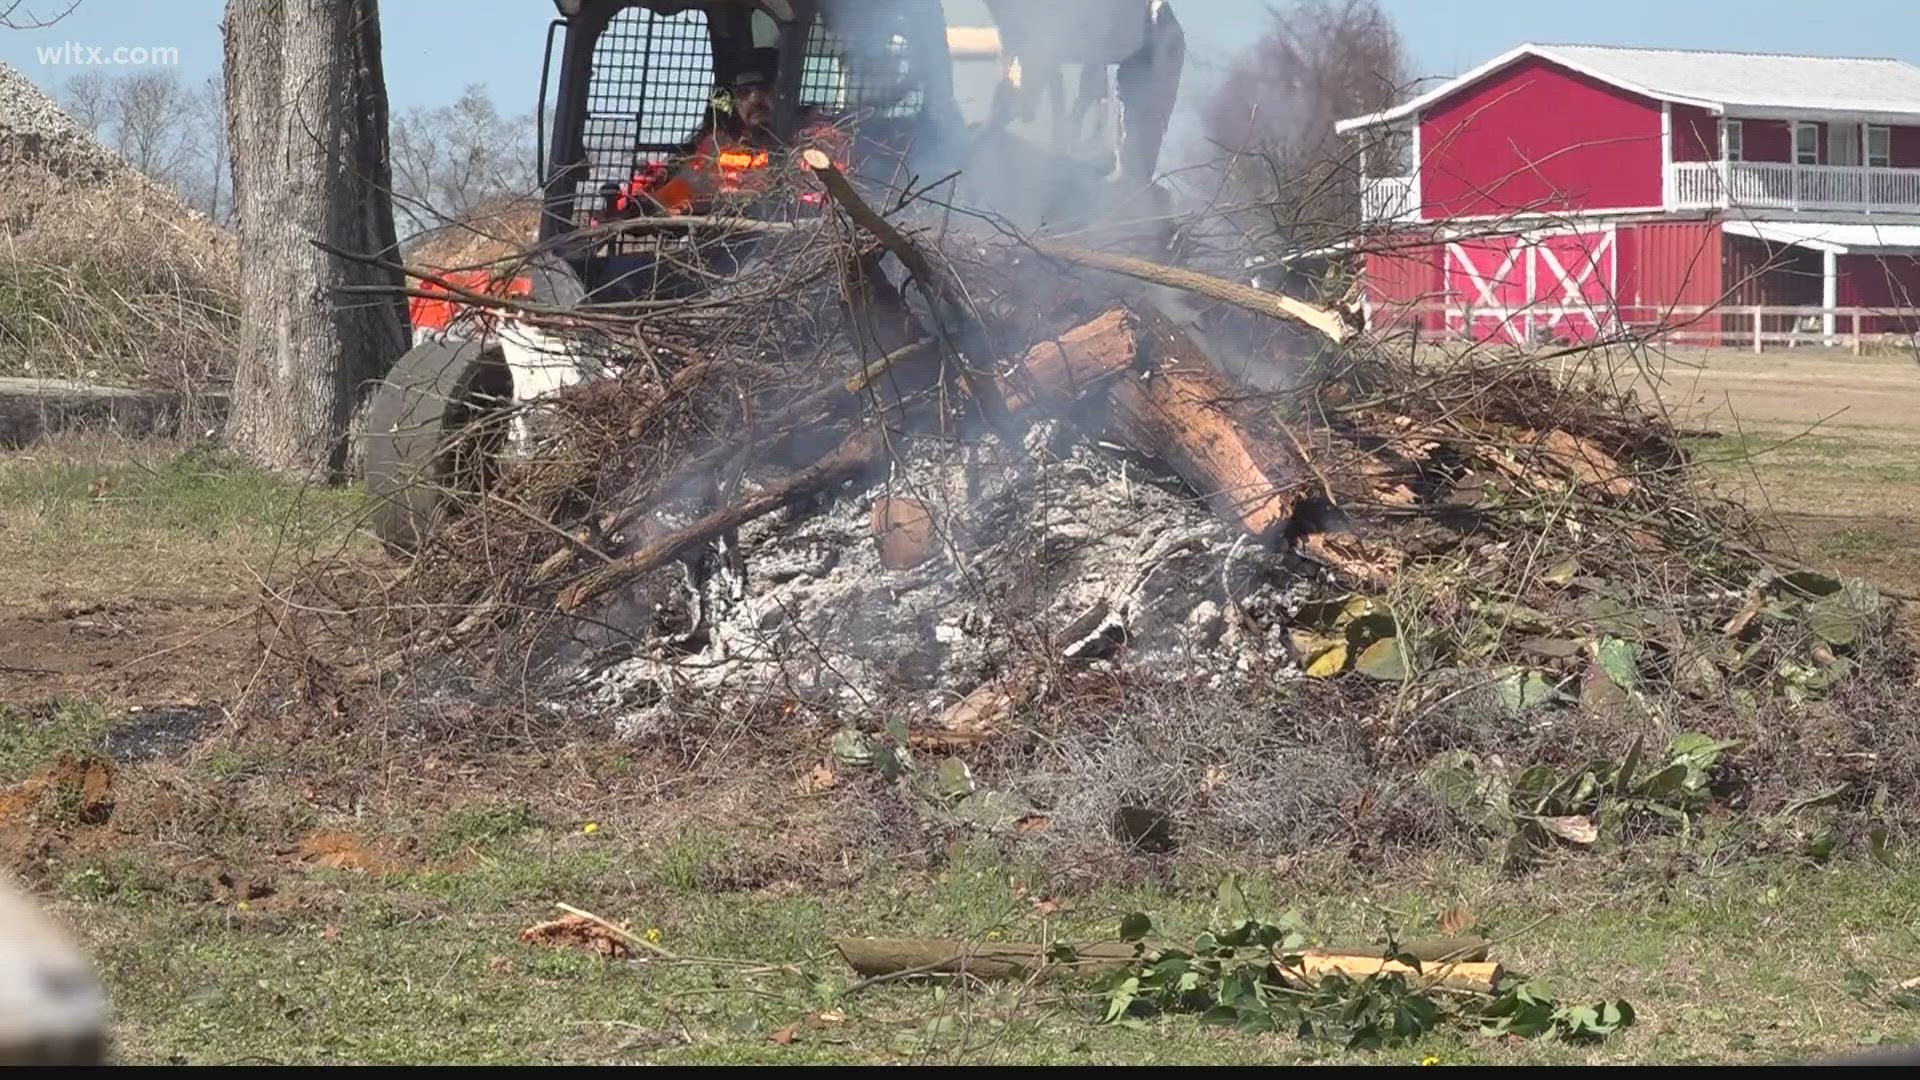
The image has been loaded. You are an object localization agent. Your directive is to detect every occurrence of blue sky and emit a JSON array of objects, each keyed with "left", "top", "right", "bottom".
[{"left": 3, "top": 0, "right": 1919, "bottom": 111}]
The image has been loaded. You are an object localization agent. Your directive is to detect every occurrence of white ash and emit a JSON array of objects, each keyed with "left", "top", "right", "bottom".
[{"left": 582, "top": 422, "right": 1315, "bottom": 738}]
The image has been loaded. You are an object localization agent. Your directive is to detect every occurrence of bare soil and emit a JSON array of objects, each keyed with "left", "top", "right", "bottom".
[{"left": 0, "top": 596, "right": 255, "bottom": 705}]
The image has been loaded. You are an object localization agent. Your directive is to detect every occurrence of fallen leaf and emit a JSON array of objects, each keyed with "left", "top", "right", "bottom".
[
  {"left": 320, "top": 924, "right": 341, "bottom": 941},
  {"left": 295, "top": 829, "right": 392, "bottom": 874},
  {"left": 1015, "top": 814, "right": 1052, "bottom": 834},
  {"left": 487, "top": 954, "right": 513, "bottom": 975},
  {"left": 1534, "top": 429, "right": 1635, "bottom": 497},
  {"left": 1305, "top": 641, "right": 1349, "bottom": 678},
  {"left": 801, "top": 762, "right": 838, "bottom": 793},
  {"left": 1722, "top": 592, "right": 1764, "bottom": 637},
  {"left": 1437, "top": 906, "right": 1476, "bottom": 936},
  {"left": 814, "top": 1009, "right": 847, "bottom": 1025},
  {"left": 1537, "top": 814, "right": 1599, "bottom": 845},
  {"left": 520, "top": 913, "right": 631, "bottom": 958},
  {"left": 769, "top": 1024, "right": 800, "bottom": 1046}
]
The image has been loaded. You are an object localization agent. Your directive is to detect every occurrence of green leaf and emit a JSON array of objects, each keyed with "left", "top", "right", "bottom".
[
  {"left": 1869, "top": 823, "right": 1896, "bottom": 868},
  {"left": 1344, "top": 612, "right": 1400, "bottom": 645},
  {"left": 1806, "top": 579, "right": 1882, "bottom": 648},
  {"left": 1807, "top": 596, "right": 1864, "bottom": 646},
  {"left": 1636, "top": 762, "right": 1690, "bottom": 800},
  {"left": 952, "top": 789, "right": 1024, "bottom": 829},
  {"left": 936, "top": 757, "right": 974, "bottom": 799},
  {"left": 1511, "top": 764, "right": 1560, "bottom": 809},
  {"left": 1119, "top": 912, "right": 1153, "bottom": 943},
  {"left": 1843, "top": 967, "right": 1878, "bottom": 1000},
  {"left": 831, "top": 728, "right": 875, "bottom": 769},
  {"left": 1354, "top": 637, "right": 1409, "bottom": 681},
  {"left": 1216, "top": 876, "right": 1249, "bottom": 921},
  {"left": 1613, "top": 733, "right": 1645, "bottom": 796},
  {"left": 1103, "top": 975, "right": 1140, "bottom": 1022},
  {"left": 1494, "top": 669, "right": 1566, "bottom": 715},
  {"left": 1806, "top": 826, "right": 1840, "bottom": 862},
  {"left": 1598, "top": 636, "right": 1638, "bottom": 689},
  {"left": 885, "top": 714, "right": 911, "bottom": 746},
  {"left": 875, "top": 745, "right": 913, "bottom": 780}
]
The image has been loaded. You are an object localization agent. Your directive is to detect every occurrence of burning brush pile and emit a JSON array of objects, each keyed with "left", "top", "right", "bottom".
[{"left": 283, "top": 167, "right": 1913, "bottom": 860}]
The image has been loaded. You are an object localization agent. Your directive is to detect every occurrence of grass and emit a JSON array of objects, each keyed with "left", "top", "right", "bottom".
[
  {"left": 0, "top": 437, "right": 365, "bottom": 604},
  {"left": 59, "top": 823, "right": 1920, "bottom": 1065},
  {"left": 0, "top": 700, "right": 118, "bottom": 783}
]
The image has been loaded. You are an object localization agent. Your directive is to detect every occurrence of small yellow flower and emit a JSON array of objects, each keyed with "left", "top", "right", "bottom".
[
  {"left": 237, "top": 900, "right": 251, "bottom": 912},
  {"left": 985, "top": 928, "right": 1004, "bottom": 942},
  {"left": 645, "top": 927, "right": 662, "bottom": 944},
  {"left": 583, "top": 822, "right": 599, "bottom": 835},
  {"left": 1421, "top": 1055, "right": 1441, "bottom": 1067}
]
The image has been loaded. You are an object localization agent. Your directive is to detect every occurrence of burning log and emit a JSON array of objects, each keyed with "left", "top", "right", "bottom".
[
  {"left": 871, "top": 496, "right": 936, "bottom": 570},
  {"left": 996, "top": 308, "right": 1142, "bottom": 412},
  {"left": 553, "top": 303, "right": 1307, "bottom": 615},
  {"left": 1104, "top": 311, "right": 1307, "bottom": 540},
  {"left": 560, "top": 428, "right": 889, "bottom": 612}
]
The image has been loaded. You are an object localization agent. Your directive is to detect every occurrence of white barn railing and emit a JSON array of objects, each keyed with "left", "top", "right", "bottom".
[
  {"left": 1360, "top": 175, "right": 1417, "bottom": 224},
  {"left": 1669, "top": 161, "right": 1920, "bottom": 213}
]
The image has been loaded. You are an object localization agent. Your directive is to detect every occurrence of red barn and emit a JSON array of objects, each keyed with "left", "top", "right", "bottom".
[{"left": 1336, "top": 43, "right": 1920, "bottom": 343}]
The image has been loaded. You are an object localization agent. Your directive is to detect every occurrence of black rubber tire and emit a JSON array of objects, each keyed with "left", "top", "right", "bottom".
[{"left": 363, "top": 338, "right": 513, "bottom": 554}]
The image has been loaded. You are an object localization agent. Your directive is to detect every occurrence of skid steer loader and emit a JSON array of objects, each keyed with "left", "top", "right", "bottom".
[{"left": 364, "top": 0, "right": 1185, "bottom": 552}]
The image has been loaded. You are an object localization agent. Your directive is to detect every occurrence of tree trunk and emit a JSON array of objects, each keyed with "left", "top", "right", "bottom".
[{"left": 223, "top": 0, "right": 408, "bottom": 478}]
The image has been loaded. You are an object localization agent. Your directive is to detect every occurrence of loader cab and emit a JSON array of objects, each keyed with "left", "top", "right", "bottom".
[{"left": 537, "top": 0, "right": 961, "bottom": 302}]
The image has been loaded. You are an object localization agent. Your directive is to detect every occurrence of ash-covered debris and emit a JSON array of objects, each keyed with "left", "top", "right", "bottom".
[{"left": 586, "top": 419, "right": 1315, "bottom": 739}]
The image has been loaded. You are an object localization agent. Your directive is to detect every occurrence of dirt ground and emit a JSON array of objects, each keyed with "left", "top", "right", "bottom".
[{"left": 0, "top": 437, "right": 359, "bottom": 706}]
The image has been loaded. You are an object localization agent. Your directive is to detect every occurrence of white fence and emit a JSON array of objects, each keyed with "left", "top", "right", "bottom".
[
  {"left": 1371, "top": 301, "right": 1920, "bottom": 353},
  {"left": 1669, "top": 161, "right": 1920, "bottom": 213}
]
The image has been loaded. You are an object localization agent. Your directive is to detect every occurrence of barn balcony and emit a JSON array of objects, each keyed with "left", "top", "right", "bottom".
[
  {"left": 1669, "top": 161, "right": 1920, "bottom": 215},
  {"left": 1360, "top": 175, "right": 1419, "bottom": 224}
]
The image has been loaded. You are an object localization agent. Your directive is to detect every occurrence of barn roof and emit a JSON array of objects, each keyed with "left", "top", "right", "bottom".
[{"left": 1336, "top": 43, "right": 1920, "bottom": 132}]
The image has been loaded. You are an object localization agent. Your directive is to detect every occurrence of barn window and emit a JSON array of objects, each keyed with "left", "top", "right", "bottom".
[
  {"left": 1831, "top": 124, "right": 1861, "bottom": 167},
  {"left": 1721, "top": 119, "right": 1743, "bottom": 162},
  {"left": 1794, "top": 122, "right": 1820, "bottom": 165},
  {"left": 1869, "top": 125, "right": 1892, "bottom": 168}
]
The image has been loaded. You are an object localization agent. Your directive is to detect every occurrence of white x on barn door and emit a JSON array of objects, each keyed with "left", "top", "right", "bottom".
[{"left": 1444, "top": 227, "right": 1618, "bottom": 344}]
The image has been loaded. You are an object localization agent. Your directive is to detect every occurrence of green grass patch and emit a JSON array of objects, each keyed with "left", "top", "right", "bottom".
[
  {"left": 0, "top": 442, "right": 367, "bottom": 601},
  {"left": 0, "top": 699, "right": 117, "bottom": 782},
  {"left": 64, "top": 818, "right": 1920, "bottom": 1065}
]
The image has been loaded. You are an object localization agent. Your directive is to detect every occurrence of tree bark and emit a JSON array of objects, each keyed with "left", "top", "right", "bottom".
[
  {"left": 1104, "top": 310, "right": 1307, "bottom": 539},
  {"left": 223, "top": 0, "right": 408, "bottom": 478}
]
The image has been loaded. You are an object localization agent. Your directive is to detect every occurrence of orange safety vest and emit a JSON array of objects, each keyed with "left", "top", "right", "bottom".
[{"left": 618, "top": 133, "right": 772, "bottom": 217}]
